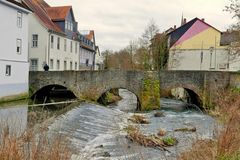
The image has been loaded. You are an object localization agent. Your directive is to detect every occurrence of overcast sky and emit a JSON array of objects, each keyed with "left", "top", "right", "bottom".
[{"left": 46, "top": 0, "right": 236, "bottom": 51}]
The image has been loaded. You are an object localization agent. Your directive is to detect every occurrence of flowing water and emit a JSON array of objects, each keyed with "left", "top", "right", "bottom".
[{"left": 0, "top": 90, "right": 218, "bottom": 160}]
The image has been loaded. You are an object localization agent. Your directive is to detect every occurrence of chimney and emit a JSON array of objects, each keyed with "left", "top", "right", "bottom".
[
  {"left": 201, "top": 18, "right": 205, "bottom": 22},
  {"left": 174, "top": 25, "right": 176, "bottom": 29},
  {"left": 183, "top": 18, "right": 187, "bottom": 25}
]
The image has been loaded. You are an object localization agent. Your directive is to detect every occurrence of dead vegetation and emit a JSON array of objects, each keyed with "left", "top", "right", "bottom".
[
  {"left": 174, "top": 127, "right": 197, "bottom": 132},
  {"left": 179, "top": 90, "right": 240, "bottom": 160},
  {"left": 128, "top": 114, "right": 150, "bottom": 124},
  {"left": 126, "top": 126, "right": 177, "bottom": 151},
  {"left": 0, "top": 128, "right": 72, "bottom": 160}
]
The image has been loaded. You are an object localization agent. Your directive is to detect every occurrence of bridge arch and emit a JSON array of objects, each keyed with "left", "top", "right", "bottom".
[
  {"left": 161, "top": 84, "right": 203, "bottom": 108},
  {"left": 31, "top": 84, "right": 78, "bottom": 102},
  {"left": 97, "top": 87, "right": 141, "bottom": 110}
]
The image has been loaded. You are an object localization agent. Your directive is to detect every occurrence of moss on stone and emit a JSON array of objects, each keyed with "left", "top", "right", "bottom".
[{"left": 141, "top": 79, "right": 160, "bottom": 111}]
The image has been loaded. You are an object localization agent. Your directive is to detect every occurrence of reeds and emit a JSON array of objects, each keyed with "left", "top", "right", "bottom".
[{"left": 0, "top": 128, "right": 72, "bottom": 160}]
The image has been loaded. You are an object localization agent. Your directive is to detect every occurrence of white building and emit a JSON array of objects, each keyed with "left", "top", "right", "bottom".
[
  {"left": 24, "top": 0, "right": 81, "bottom": 71},
  {"left": 79, "top": 30, "right": 97, "bottom": 70},
  {"left": 94, "top": 46, "right": 104, "bottom": 70},
  {"left": 0, "top": 0, "right": 31, "bottom": 100}
]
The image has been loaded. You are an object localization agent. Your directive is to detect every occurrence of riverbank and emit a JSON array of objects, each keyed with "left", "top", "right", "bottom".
[
  {"left": 179, "top": 90, "right": 240, "bottom": 160},
  {"left": 0, "top": 92, "right": 28, "bottom": 105}
]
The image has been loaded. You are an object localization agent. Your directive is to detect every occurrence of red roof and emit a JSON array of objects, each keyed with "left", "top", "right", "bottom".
[
  {"left": 24, "top": 0, "right": 64, "bottom": 34},
  {"left": 45, "top": 6, "right": 72, "bottom": 21}
]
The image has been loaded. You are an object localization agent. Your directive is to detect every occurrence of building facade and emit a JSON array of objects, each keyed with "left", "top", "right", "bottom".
[
  {"left": 25, "top": 0, "right": 96, "bottom": 71},
  {"left": 167, "top": 18, "right": 230, "bottom": 71},
  {"left": 0, "top": 0, "right": 30, "bottom": 100}
]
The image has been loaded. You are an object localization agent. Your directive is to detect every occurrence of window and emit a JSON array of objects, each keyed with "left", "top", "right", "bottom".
[
  {"left": 57, "top": 60, "right": 60, "bottom": 70},
  {"left": 5, "top": 65, "right": 11, "bottom": 76},
  {"left": 16, "top": 39, "right": 22, "bottom": 54},
  {"left": 64, "top": 61, "right": 67, "bottom": 70},
  {"left": 17, "top": 11, "right": 22, "bottom": 28},
  {"left": 50, "top": 59, "right": 54, "bottom": 69},
  {"left": 70, "top": 41, "right": 73, "bottom": 53},
  {"left": 64, "top": 39, "right": 67, "bottom": 51},
  {"left": 57, "top": 37, "right": 60, "bottom": 50},
  {"left": 30, "top": 59, "right": 38, "bottom": 71},
  {"left": 86, "top": 59, "right": 89, "bottom": 66},
  {"left": 75, "top": 62, "right": 77, "bottom": 70},
  {"left": 32, "top": 34, "right": 38, "bottom": 48},
  {"left": 51, "top": 35, "right": 54, "bottom": 49},
  {"left": 65, "top": 21, "right": 68, "bottom": 30},
  {"left": 70, "top": 23, "right": 73, "bottom": 31},
  {"left": 68, "top": 21, "right": 71, "bottom": 30},
  {"left": 70, "top": 61, "right": 73, "bottom": 70},
  {"left": 75, "top": 42, "right": 77, "bottom": 53}
]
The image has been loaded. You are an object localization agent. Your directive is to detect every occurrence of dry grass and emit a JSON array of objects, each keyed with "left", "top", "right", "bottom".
[
  {"left": 0, "top": 128, "right": 72, "bottom": 160},
  {"left": 128, "top": 114, "right": 150, "bottom": 124},
  {"left": 179, "top": 90, "right": 240, "bottom": 160}
]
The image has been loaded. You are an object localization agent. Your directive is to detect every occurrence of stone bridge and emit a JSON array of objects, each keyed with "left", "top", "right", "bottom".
[{"left": 29, "top": 70, "right": 240, "bottom": 110}]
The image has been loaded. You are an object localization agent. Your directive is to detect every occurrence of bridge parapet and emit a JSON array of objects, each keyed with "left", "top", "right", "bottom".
[
  {"left": 29, "top": 70, "right": 240, "bottom": 110},
  {"left": 29, "top": 70, "right": 160, "bottom": 111}
]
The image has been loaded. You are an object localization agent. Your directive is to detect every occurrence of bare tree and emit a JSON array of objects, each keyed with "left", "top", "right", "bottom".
[
  {"left": 225, "top": 0, "right": 240, "bottom": 29},
  {"left": 139, "top": 19, "right": 160, "bottom": 70}
]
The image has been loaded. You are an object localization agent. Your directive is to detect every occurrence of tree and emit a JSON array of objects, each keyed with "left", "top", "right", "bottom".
[
  {"left": 139, "top": 19, "right": 160, "bottom": 70},
  {"left": 225, "top": 0, "right": 240, "bottom": 29},
  {"left": 150, "top": 33, "right": 169, "bottom": 70},
  {"left": 225, "top": 0, "right": 240, "bottom": 58}
]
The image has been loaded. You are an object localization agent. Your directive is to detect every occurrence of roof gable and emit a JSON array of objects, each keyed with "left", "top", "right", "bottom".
[
  {"left": 168, "top": 18, "right": 222, "bottom": 47},
  {"left": 169, "top": 18, "right": 197, "bottom": 47},
  {"left": 174, "top": 19, "right": 210, "bottom": 46},
  {"left": 24, "top": 0, "right": 64, "bottom": 34}
]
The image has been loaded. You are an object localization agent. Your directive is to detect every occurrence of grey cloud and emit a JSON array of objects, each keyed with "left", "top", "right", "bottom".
[{"left": 46, "top": 0, "right": 235, "bottom": 51}]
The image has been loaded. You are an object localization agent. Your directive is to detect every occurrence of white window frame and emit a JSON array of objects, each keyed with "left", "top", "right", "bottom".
[
  {"left": 32, "top": 34, "right": 38, "bottom": 48},
  {"left": 56, "top": 60, "right": 60, "bottom": 70},
  {"left": 70, "top": 61, "right": 73, "bottom": 70},
  {"left": 64, "top": 39, "right": 67, "bottom": 51},
  {"left": 75, "top": 42, "right": 77, "bottom": 53},
  {"left": 16, "top": 39, "right": 22, "bottom": 54},
  {"left": 57, "top": 37, "right": 60, "bottom": 50},
  {"left": 50, "top": 59, "right": 54, "bottom": 69},
  {"left": 64, "top": 61, "right": 67, "bottom": 70},
  {"left": 51, "top": 35, "right": 54, "bottom": 49},
  {"left": 17, "top": 11, "right": 22, "bottom": 28},
  {"left": 30, "top": 59, "right": 38, "bottom": 71},
  {"left": 75, "top": 62, "right": 77, "bottom": 70},
  {"left": 5, "top": 65, "right": 11, "bottom": 76}
]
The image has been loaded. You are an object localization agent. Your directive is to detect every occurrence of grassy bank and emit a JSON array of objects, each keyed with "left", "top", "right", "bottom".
[
  {"left": 179, "top": 90, "right": 240, "bottom": 160},
  {"left": 0, "top": 93, "right": 29, "bottom": 105}
]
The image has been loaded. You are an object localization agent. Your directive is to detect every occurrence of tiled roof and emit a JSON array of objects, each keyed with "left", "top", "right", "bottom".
[
  {"left": 6, "top": 0, "right": 31, "bottom": 11},
  {"left": 24, "top": 0, "right": 64, "bottom": 34},
  {"left": 45, "top": 6, "right": 71, "bottom": 21},
  {"left": 85, "top": 30, "right": 95, "bottom": 41}
]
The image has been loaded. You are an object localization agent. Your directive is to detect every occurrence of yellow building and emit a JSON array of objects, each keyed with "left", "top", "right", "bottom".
[{"left": 168, "top": 18, "right": 229, "bottom": 71}]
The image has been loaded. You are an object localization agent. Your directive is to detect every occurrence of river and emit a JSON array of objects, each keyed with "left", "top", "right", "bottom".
[{"left": 0, "top": 89, "right": 218, "bottom": 160}]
